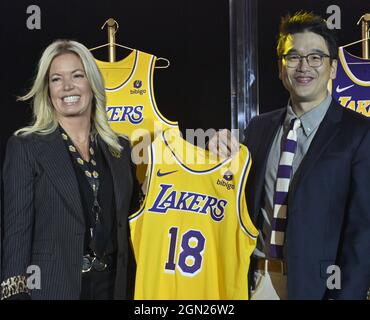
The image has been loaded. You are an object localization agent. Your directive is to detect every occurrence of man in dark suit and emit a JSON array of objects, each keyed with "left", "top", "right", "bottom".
[{"left": 211, "top": 11, "right": 370, "bottom": 299}]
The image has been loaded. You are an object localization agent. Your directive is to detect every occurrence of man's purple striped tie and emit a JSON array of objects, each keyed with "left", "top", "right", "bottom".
[{"left": 269, "top": 118, "right": 301, "bottom": 259}]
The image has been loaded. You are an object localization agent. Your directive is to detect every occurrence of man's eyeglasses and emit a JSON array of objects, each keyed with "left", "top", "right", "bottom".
[{"left": 282, "top": 53, "right": 330, "bottom": 68}]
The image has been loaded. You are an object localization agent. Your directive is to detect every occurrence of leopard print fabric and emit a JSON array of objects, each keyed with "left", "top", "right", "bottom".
[{"left": 0, "top": 275, "right": 29, "bottom": 300}]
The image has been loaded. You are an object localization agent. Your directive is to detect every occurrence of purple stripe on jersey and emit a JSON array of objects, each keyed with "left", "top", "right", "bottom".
[
  {"left": 274, "top": 191, "right": 288, "bottom": 205},
  {"left": 282, "top": 139, "right": 297, "bottom": 153},
  {"left": 277, "top": 165, "right": 292, "bottom": 179},
  {"left": 271, "top": 218, "right": 287, "bottom": 232},
  {"left": 269, "top": 244, "right": 283, "bottom": 259}
]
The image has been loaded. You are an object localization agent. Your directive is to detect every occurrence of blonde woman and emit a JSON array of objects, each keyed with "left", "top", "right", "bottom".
[{"left": 1, "top": 40, "right": 140, "bottom": 300}]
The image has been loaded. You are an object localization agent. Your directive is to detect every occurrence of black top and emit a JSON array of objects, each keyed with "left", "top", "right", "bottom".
[{"left": 67, "top": 137, "right": 117, "bottom": 256}]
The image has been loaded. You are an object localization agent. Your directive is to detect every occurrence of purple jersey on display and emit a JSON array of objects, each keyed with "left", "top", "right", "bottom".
[{"left": 330, "top": 47, "right": 370, "bottom": 117}]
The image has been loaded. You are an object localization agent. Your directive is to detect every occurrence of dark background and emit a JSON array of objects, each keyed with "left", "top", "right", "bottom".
[
  {"left": 0, "top": 0, "right": 369, "bottom": 160},
  {"left": 0, "top": 0, "right": 230, "bottom": 161}
]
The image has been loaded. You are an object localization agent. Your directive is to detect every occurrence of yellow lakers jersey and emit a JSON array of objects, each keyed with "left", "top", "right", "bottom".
[
  {"left": 129, "top": 128, "right": 258, "bottom": 299},
  {"left": 95, "top": 50, "right": 178, "bottom": 182}
]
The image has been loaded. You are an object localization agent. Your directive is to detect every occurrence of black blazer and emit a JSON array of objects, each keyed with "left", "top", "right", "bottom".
[
  {"left": 1, "top": 129, "right": 139, "bottom": 299},
  {"left": 245, "top": 100, "right": 370, "bottom": 299}
]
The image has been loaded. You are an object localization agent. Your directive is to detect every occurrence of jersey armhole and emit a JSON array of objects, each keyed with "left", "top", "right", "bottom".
[
  {"left": 237, "top": 149, "right": 259, "bottom": 240},
  {"left": 129, "top": 142, "right": 155, "bottom": 221},
  {"left": 149, "top": 55, "right": 178, "bottom": 127}
]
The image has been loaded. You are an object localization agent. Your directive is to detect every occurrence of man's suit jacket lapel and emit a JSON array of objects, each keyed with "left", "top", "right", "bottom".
[
  {"left": 252, "top": 109, "right": 285, "bottom": 222},
  {"left": 289, "top": 101, "right": 343, "bottom": 201},
  {"left": 35, "top": 129, "right": 84, "bottom": 224}
]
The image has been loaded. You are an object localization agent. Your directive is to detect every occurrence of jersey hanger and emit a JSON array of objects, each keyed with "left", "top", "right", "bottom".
[
  {"left": 341, "top": 37, "right": 370, "bottom": 49},
  {"left": 340, "top": 40, "right": 370, "bottom": 65},
  {"left": 89, "top": 18, "right": 170, "bottom": 68},
  {"left": 340, "top": 13, "right": 370, "bottom": 61}
]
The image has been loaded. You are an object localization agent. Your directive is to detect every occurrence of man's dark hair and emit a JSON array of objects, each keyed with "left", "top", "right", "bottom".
[{"left": 277, "top": 11, "right": 338, "bottom": 60}]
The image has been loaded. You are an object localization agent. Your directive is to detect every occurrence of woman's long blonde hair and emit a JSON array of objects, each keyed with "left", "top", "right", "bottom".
[{"left": 16, "top": 39, "right": 122, "bottom": 153}]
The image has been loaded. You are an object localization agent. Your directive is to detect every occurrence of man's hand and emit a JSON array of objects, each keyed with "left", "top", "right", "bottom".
[{"left": 208, "top": 129, "right": 239, "bottom": 159}]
